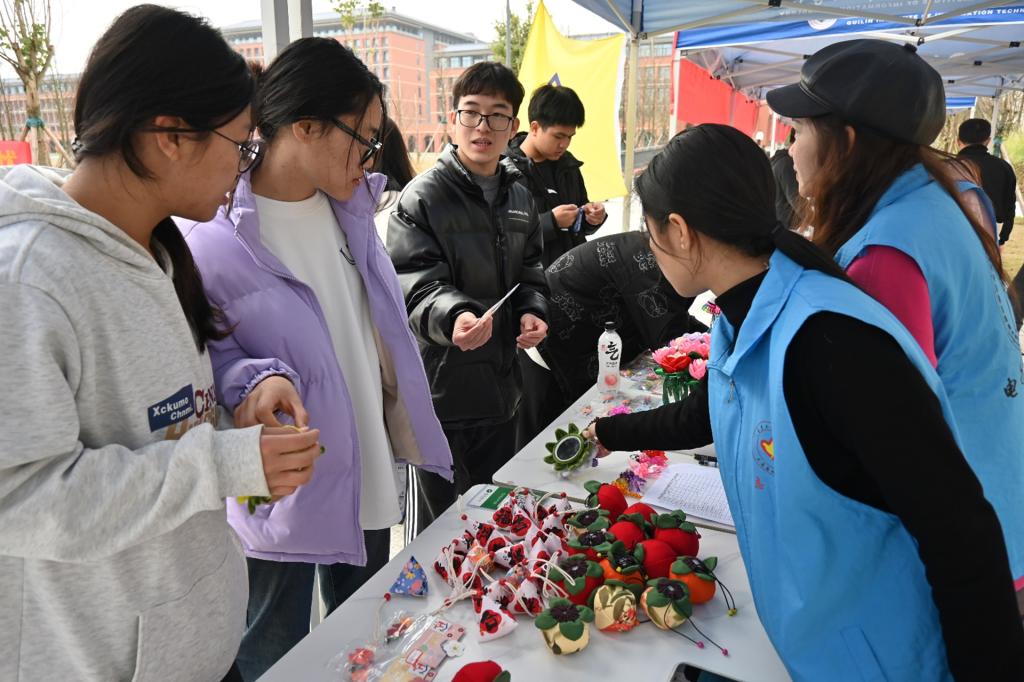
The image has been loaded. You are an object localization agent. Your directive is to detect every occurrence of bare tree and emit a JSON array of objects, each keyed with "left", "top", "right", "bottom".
[{"left": 0, "top": 0, "right": 70, "bottom": 165}]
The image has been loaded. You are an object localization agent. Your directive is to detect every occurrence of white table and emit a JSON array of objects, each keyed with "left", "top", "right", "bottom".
[
  {"left": 260, "top": 485, "right": 789, "bottom": 682},
  {"left": 493, "top": 381, "right": 732, "bottom": 533}
]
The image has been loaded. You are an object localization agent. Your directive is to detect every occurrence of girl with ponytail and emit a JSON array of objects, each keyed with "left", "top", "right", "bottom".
[{"left": 585, "top": 124, "right": 1023, "bottom": 681}]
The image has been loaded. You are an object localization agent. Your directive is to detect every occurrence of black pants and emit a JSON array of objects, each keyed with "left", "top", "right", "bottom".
[
  {"left": 515, "top": 350, "right": 574, "bottom": 452},
  {"left": 235, "top": 529, "right": 391, "bottom": 681},
  {"left": 406, "top": 417, "right": 517, "bottom": 541}
]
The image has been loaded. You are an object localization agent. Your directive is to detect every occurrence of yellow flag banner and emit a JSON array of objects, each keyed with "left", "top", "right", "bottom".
[{"left": 518, "top": 1, "right": 627, "bottom": 200}]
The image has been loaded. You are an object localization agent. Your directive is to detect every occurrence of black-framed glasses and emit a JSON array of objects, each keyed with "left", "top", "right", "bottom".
[
  {"left": 140, "top": 125, "right": 261, "bottom": 174},
  {"left": 331, "top": 117, "right": 383, "bottom": 166},
  {"left": 209, "top": 129, "right": 262, "bottom": 174},
  {"left": 456, "top": 109, "right": 514, "bottom": 132}
]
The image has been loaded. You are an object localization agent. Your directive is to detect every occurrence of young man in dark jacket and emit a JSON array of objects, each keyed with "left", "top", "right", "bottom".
[
  {"left": 388, "top": 62, "right": 549, "bottom": 537},
  {"left": 517, "top": 232, "right": 705, "bottom": 448},
  {"left": 506, "top": 84, "right": 606, "bottom": 268},
  {"left": 957, "top": 118, "right": 1018, "bottom": 245}
]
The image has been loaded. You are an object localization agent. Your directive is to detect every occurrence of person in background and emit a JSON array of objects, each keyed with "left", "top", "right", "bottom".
[
  {"left": 0, "top": 6, "right": 321, "bottom": 681},
  {"left": 506, "top": 84, "right": 606, "bottom": 268},
  {"left": 957, "top": 117, "right": 1018, "bottom": 245},
  {"left": 388, "top": 61, "right": 549, "bottom": 539},
  {"left": 588, "top": 124, "right": 1024, "bottom": 681},
  {"left": 516, "top": 231, "right": 704, "bottom": 449},
  {"left": 770, "top": 130, "right": 799, "bottom": 227},
  {"left": 373, "top": 117, "right": 417, "bottom": 241},
  {"left": 768, "top": 39, "right": 1024, "bottom": 610},
  {"left": 182, "top": 38, "right": 452, "bottom": 680}
]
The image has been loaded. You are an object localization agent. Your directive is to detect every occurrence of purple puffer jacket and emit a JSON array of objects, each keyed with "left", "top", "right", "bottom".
[{"left": 179, "top": 171, "right": 453, "bottom": 565}]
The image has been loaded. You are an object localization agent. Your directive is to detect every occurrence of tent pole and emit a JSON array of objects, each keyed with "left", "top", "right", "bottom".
[
  {"left": 990, "top": 81, "right": 1004, "bottom": 154},
  {"left": 622, "top": 32, "right": 640, "bottom": 232},
  {"left": 670, "top": 46, "right": 681, "bottom": 138},
  {"left": 770, "top": 110, "right": 778, "bottom": 153}
]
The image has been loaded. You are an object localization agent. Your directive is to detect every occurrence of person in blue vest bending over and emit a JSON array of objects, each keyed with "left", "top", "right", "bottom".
[
  {"left": 767, "top": 39, "right": 1024, "bottom": 608},
  {"left": 586, "top": 124, "right": 1023, "bottom": 681}
]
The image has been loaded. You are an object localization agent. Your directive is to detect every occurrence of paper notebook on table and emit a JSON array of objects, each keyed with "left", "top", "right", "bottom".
[{"left": 641, "top": 462, "right": 735, "bottom": 527}]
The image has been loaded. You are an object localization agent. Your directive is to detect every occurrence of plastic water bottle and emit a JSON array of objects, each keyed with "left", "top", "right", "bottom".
[{"left": 597, "top": 321, "right": 622, "bottom": 392}]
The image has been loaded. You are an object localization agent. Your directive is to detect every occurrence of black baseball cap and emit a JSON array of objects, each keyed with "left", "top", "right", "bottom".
[{"left": 766, "top": 39, "right": 945, "bottom": 145}]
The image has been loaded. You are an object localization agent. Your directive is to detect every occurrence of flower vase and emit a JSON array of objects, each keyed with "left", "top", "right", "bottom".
[{"left": 659, "top": 370, "right": 697, "bottom": 405}]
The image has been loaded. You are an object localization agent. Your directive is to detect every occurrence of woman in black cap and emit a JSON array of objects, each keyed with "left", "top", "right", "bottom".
[
  {"left": 588, "top": 123, "right": 1022, "bottom": 681},
  {"left": 768, "top": 38, "right": 1024, "bottom": 611}
]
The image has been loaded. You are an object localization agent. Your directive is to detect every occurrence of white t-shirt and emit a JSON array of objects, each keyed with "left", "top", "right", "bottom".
[{"left": 256, "top": 190, "right": 401, "bottom": 530}]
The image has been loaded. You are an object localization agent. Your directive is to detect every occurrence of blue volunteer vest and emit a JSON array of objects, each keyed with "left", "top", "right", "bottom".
[
  {"left": 709, "top": 250, "right": 955, "bottom": 681},
  {"left": 836, "top": 165, "right": 1024, "bottom": 583}
]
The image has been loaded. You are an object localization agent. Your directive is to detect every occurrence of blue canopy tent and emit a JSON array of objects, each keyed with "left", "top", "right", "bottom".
[
  {"left": 947, "top": 96, "right": 980, "bottom": 110},
  {"left": 566, "top": 1, "right": 1024, "bottom": 228}
]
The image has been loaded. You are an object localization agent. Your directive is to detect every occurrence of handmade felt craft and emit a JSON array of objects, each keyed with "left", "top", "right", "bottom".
[
  {"left": 547, "top": 554, "right": 604, "bottom": 606},
  {"left": 669, "top": 556, "right": 717, "bottom": 604},
  {"left": 651, "top": 510, "right": 701, "bottom": 557},
  {"left": 566, "top": 508, "right": 611, "bottom": 535},
  {"left": 389, "top": 556, "right": 429, "bottom": 597},
  {"left": 544, "top": 423, "right": 594, "bottom": 473},
  {"left": 621, "top": 502, "right": 658, "bottom": 525},
  {"left": 534, "top": 599, "right": 595, "bottom": 655},
  {"left": 493, "top": 541, "right": 528, "bottom": 569},
  {"left": 584, "top": 480, "right": 628, "bottom": 521},
  {"left": 510, "top": 578, "right": 544, "bottom": 615},
  {"left": 566, "top": 529, "right": 615, "bottom": 561},
  {"left": 467, "top": 541, "right": 495, "bottom": 573},
  {"left": 452, "top": 661, "right": 511, "bottom": 682},
  {"left": 462, "top": 515, "right": 498, "bottom": 547},
  {"left": 634, "top": 539, "right": 676, "bottom": 579},
  {"left": 598, "top": 541, "right": 645, "bottom": 591},
  {"left": 641, "top": 578, "right": 693, "bottom": 630},
  {"left": 607, "top": 513, "right": 648, "bottom": 551},
  {"left": 592, "top": 583, "right": 639, "bottom": 633},
  {"left": 476, "top": 593, "right": 518, "bottom": 642}
]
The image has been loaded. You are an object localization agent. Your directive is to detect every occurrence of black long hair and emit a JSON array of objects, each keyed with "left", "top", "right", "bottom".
[
  {"left": 636, "top": 123, "right": 854, "bottom": 284},
  {"left": 253, "top": 37, "right": 385, "bottom": 145},
  {"left": 73, "top": 5, "right": 254, "bottom": 351}
]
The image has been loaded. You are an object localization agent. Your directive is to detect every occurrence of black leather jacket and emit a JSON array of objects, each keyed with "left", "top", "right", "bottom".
[
  {"left": 506, "top": 131, "right": 604, "bottom": 267},
  {"left": 387, "top": 145, "right": 549, "bottom": 428}
]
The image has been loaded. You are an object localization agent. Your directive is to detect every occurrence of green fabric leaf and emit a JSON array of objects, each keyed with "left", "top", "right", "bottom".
[
  {"left": 586, "top": 561, "right": 605, "bottom": 578},
  {"left": 545, "top": 442, "right": 556, "bottom": 453},
  {"left": 584, "top": 480, "right": 601, "bottom": 494},
  {"left": 559, "top": 619, "right": 585, "bottom": 641},
  {"left": 644, "top": 587, "right": 670, "bottom": 607},
  {"left": 495, "top": 672, "right": 512, "bottom": 682},
  {"left": 633, "top": 544, "right": 646, "bottom": 563},
  {"left": 704, "top": 556, "right": 718, "bottom": 572},
  {"left": 568, "top": 423, "right": 580, "bottom": 435},
  {"left": 535, "top": 613, "right": 557, "bottom": 630},
  {"left": 577, "top": 606, "right": 595, "bottom": 622},
  {"left": 555, "top": 428, "right": 567, "bottom": 440},
  {"left": 670, "top": 559, "right": 692, "bottom": 575}
]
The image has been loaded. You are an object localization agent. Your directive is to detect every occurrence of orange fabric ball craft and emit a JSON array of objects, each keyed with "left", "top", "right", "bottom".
[
  {"left": 598, "top": 540, "right": 645, "bottom": 590},
  {"left": 669, "top": 556, "right": 718, "bottom": 605}
]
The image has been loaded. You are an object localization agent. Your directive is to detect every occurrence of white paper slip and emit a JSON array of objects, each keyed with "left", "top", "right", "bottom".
[
  {"left": 641, "top": 462, "right": 735, "bottom": 527},
  {"left": 480, "top": 283, "right": 520, "bottom": 321}
]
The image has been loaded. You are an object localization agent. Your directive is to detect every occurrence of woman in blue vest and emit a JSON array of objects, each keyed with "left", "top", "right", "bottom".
[
  {"left": 594, "top": 124, "right": 1023, "bottom": 681},
  {"left": 767, "top": 39, "right": 1024, "bottom": 601}
]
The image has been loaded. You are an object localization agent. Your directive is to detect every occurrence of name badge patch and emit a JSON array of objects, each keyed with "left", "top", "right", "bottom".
[{"left": 148, "top": 385, "right": 195, "bottom": 432}]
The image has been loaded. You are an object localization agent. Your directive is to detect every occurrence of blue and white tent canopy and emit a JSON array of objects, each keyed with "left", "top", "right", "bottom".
[{"left": 568, "top": 1, "right": 1024, "bottom": 98}]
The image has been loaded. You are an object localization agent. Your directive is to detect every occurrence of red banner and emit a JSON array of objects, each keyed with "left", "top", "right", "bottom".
[
  {"left": 0, "top": 140, "right": 32, "bottom": 166},
  {"left": 674, "top": 57, "right": 791, "bottom": 145}
]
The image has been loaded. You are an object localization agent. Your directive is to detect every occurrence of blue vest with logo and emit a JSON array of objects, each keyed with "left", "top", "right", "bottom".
[
  {"left": 710, "top": 251, "right": 955, "bottom": 681},
  {"left": 836, "top": 165, "right": 1024, "bottom": 583}
]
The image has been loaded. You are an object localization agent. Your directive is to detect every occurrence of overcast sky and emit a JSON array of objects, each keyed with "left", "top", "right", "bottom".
[{"left": 41, "top": 0, "right": 618, "bottom": 75}]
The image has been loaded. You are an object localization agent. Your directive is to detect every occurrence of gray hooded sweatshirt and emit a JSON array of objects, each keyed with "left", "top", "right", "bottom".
[{"left": 0, "top": 165, "right": 268, "bottom": 681}]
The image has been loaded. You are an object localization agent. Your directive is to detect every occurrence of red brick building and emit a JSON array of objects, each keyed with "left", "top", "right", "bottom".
[{"left": 220, "top": 10, "right": 492, "bottom": 153}]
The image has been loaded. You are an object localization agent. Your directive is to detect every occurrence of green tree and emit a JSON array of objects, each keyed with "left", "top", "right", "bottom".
[
  {"left": 0, "top": 0, "right": 70, "bottom": 165},
  {"left": 491, "top": 1, "right": 534, "bottom": 75}
]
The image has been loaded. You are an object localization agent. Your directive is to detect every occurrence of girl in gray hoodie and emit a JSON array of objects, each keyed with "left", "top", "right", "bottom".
[{"left": 0, "top": 6, "right": 322, "bottom": 681}]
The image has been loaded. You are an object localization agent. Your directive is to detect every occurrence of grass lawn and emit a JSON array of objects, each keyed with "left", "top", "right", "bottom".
[{"left": 1003, "top": 218, "right": 1024, "bottom": 278}]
